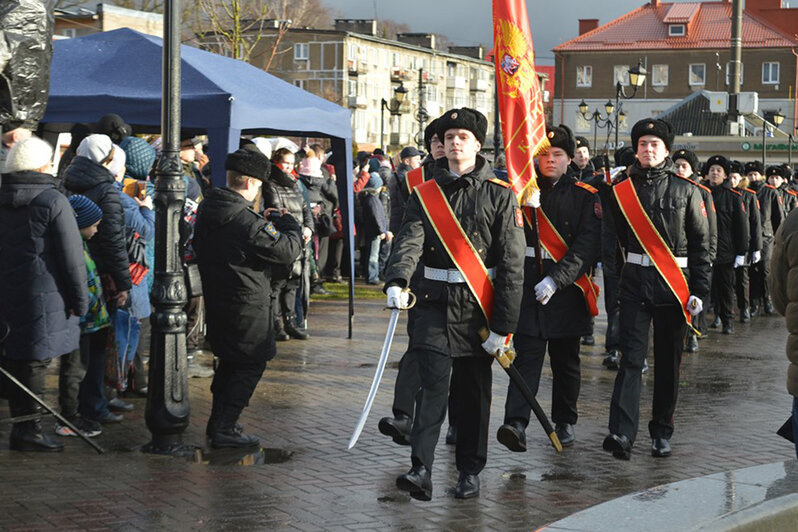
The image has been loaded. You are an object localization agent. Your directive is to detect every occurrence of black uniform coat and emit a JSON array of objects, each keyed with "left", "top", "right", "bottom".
[
  {"left": 384, "top": 155, "right": 525, "bottom": 357},
  {"left": 605, "top": 158, "right": 712, "bottom": 302},
  {"left": 740, "top": 187, "right": 763, "bottom": 255},
  {"left": 710, "top": 179, "right": 750, "bottom": 265},
  {"left": 757, "top": 183, "right": 785, "bottom": 237},
  {"left": 193, "top": 187, "right": 302, "bottom": 362},
  {"left": 518, "top": 175, "right": 601, "bottom": 339},
  {"left": 687, "top": 178, "right": 718, "bottom": 262}
]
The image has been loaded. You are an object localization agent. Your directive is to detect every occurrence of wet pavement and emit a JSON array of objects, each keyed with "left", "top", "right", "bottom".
[{"left": 0, "top": 280, "right": 796, "bottom": 531}]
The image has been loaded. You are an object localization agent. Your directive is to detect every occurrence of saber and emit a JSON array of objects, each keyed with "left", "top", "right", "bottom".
[
  {"left": 479, "top": 328, "right": 562, "bottom": 453},
  {"left": 348, "top": 291, "right": 416, "bottom": 449}
]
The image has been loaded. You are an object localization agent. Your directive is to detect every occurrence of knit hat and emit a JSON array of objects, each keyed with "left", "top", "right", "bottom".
[
  {"left": 224, "top": 148, "right": 271, "bottom": 181},
  {"left": 706, "top": 155, "right": 730, "bottom": 176},
  {"left": 368, "top": 158, "right": 381, "bottom": 173},
  {"left": 120, "top": 136, "right": 156, "bottom": 179},
  {"left": 77, "top": 134, "right": 114, "bottom": 164},
  {"left": 68, "top": 194, "right": 103, "bottom": 229},
  {"left": 96, "top": 113, "right": 131, "bottom": 144},
  {"left": 298, "top": 156, "right": 322, "bottom": 178},
  {"left": 575, "top": 136, "right": 590, "bottom": 151},
  {"left": 436, "top": 108, "right": 488, "bottom": 145},
  {"left": 424, "top": 118, "right": 440, "bottom": 152},
  {"left": 545, "top": 124, "right": 576, "bottom": 158},
  {"left": 744, "top": 161, "right": 764, "bottom": 175},
  {"left": 672, "top": 149, "right": 699, "bottom": 174},
  {"left": 729, "top": 160, "right": 745, "bottom": 175},
  {"left": 631, "top": 118, "right": 675, "bottom": 151},
  {"left": 2, "top": 136, "right": 53, "bottom": 173},
  {"left": 107, "top": 144, "right": 126, "bottom": 177},
  {"left": 367, "top": 174, "right": 383, "bottom": 189}
]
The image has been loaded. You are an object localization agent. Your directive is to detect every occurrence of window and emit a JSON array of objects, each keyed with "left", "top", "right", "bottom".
[
  {"left": 294, "top": 79, "right": 305, "bottom": 90},
  {"left": 424, "top": 85, "right": 437, "bottom": 102},
  {"left": 576, "top": 65, "right": 592, "bottom": 87},
  {"left": 448, "top": 62, "right": 457, "bottom": 77},
  {"left": 689, "top": 63, "right": 706, "bottom": 86},
  {"left": 651, "top": 64, "right": 669, "bottom": 87},
  {"left": 613, "top": 65, "right": 630, "bottom": 87},
  {"left": 763, "top": 62, "right": 780, "bottom": 84},
  {"left": 725, "top": 62, "right": 744, "bottom": 86},
  {"left": 294, "top": 43, "right": 309, "bottom": 61},
  {"left": 668, "top": 24, "right": 685, "bottom": 36},
  {"left": 392, "top": 53, "right": 399, "bottom": 67},
  {"left": 347, "top": 80, "right": 357, "bottom": 97},
  {"left": 61, "top": 28, "right": 77, "bottom": 38}
]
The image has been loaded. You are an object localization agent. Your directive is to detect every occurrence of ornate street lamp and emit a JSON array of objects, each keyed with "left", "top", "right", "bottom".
[
  {"left": 614, "top": 61, "right": 646, "bottom": 153},
  {"left": 380, "top": 82, "right": 407, "bottom": 151},
  {"left": 763, "top": 109, "right": 785, "bottom": 168}
]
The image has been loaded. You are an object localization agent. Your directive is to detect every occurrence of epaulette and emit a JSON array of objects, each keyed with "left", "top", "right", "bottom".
[
  {"left": 574, "top": 181, "right": 598, "bottom": 194},
  {"left": 487, "top": 177, "right": 511, "bottom": 188},
  {"left": 730, "top": 188, "right": 743, "bottom": 197},
  {"left": 743, "top": 188, "right": 757, "bottom": 195},
  {"left": 674, "top": 174, "right": 697, "bottom": 186},
  {"left": 765, "top": 184, "right": 779, "bottom": 190},
  {"left": 697, "top": 183, "right": 712, "bottom": 194},
  {"left": 787, "top": 189, "right": 798, "bottom": 197}
]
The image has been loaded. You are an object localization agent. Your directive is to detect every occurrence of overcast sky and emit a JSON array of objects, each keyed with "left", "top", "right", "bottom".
[{"left": 325, "top": 0, "right": 701, "bottom": 64}]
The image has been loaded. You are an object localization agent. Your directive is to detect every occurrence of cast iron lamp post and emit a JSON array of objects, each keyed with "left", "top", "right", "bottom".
[
  {"left": 614, "top": 61, "right": 646, "bottom": 154},
  {"left": 380, "top": 82, "right": 407, "bottom": 151}
]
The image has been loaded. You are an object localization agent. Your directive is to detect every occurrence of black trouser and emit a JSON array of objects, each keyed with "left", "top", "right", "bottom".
[
  {"left": 504, "top": 335, "right": 581, "bottom": 426},
  {"left": 751, "top": 236, "right": 773, "bottom": 304},
  {"left": 129, "top": 317, "right": 150, "bottom": 392},
  {"left": 609, "top": 300, "right": 685, "bottom": 444},
  {"left": 59, "top": 344, "right": 88, "bottom": 419},
  {"left": 211, "top": 355, "right": 268, "bottom": 418},
  {"left": 325, "top": 237, "right": 344, "bottom": 279},
  {"left": 315, "top": 236, "right": 329, "bottom": 280},
  {"left": 6, "top": 358, "right": 50, "bottom": 424},
  {"left": 410, "top": 349, "right": 492, "bottom": 475},
  {"left": 271, "top": 277, "right": 300, "bottom": 321},
  {"left": 712, "top": 263, "right": 736, "bottom": 326},
  {"left": 734, "top": 264, "right": 750, "bottom": 312},
  {"left": 603, "top": 268, "right": 620, "bottom": 351}
]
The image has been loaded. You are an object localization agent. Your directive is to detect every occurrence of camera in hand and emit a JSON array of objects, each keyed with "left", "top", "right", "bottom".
[{"left": 267, "top": 210, "right": 282, "bottom": 221}]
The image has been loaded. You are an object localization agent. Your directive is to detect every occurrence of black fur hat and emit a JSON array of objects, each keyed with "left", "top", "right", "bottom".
[
  {"left": 631, "top": 118, "right": 675, "bottom": 151},
  {"left": 744, "top": 160, "right": 764, "bottom": 175},
  {"left": 436, "top": 108, "right": 488, "bottom": 145},
  {"left": 672, "top": 149, "right": 699, "bottom": 174},
  {"left": 706, "top": 155, "right": 730, "bottom": 176},
  {"left": 575, "top": 136, "right": 590, "bottom": 151},
  {"left": 766, "top": 165, "right": 789, "bottom": 179},
  {"left": 424, "top": 118, "right": 440, "bottom": 152},
  {"left": 225, "top": 148, "right": 271, "bottom": 181},
  {"left": 545, "top": 123, "right": 576, "bottom": 158}
]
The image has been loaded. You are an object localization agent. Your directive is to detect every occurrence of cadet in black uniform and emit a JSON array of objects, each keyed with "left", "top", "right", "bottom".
[
  {"left": 496, "top": 125, "right": 600, "bottom": 452},
  {"left": 729, "top": 161, "right": 762, "bottom": 323},
  {"left": 603, "top": 119, "right": 710, "bottom": 460},
  {"left": 752, "top": 165, "right": 785, "bottom": 315},
  {"left": 193, "top": 149, "right": 302, "bottom": 448},
  {"left": 706, "top": 156, "right": 750, "bottom": 334},
  {"left": 770, "top": 165, "right": 798, "bottom": 214},
  {"left": 384, "top": 108, "right": 525, "bottom": 500}
]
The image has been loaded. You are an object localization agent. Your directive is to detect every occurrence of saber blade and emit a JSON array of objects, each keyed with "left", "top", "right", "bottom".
[{"left": 348, "top": 308, "right": 401, "bottom": 449}]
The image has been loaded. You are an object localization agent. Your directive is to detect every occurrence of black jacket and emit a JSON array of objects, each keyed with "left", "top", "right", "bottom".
[
  {"left": 739, "top": 187, "right": 763, "bottom": 255},
  {"left": 757, "top": 184, "right": 785, "bottom": 238},
  {"left": 193, "top": 187, "right": 301, "bottom": 362},
  {"left": 262, "top": 167, "right": 313, "bottom": 233},
  {"left": 518, "top": 175, "right": 601, "bottom": 339},
  {"left": 384, "top": 155, "right": 525, "bottom": 357},
  {"left": 710, "top": 179, "right": 750, "bottom": 265},
  {"left": 686, "top": 178, "right": 719, "bottom": 262},
  {"left": 298, "top": 173, "right": 338, "bottom": 213},
  {"left": 606, "top": 158, "right": 711, "bottom": 301},
  {"left": 0, "top": 171, "right": 87, "bottom": 360},
  {"left": 568, "top": 160, "right": 604, "bottom": 188},
  {"left": 357, "top": 188, "right": 388, "bottom": 241},
  {"left": 63, "top": 156, "right": 132, "bottom": 293},
  {"left": 388, "top": 162, "right": 412, "bottom": 234}
]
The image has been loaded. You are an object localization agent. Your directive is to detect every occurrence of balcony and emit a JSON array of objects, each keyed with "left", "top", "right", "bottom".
[
  {"left": 347, "top": 95, "right": 368, "bottom": 109},
  {"left": 421, "top": 71, "right": 438, "bottom": 84},
  {"left": 447, "top": 76, "right": 467, "bottom": 90},
  {"left": 391, "top": 68, "right": 413, "bottom": 82},
  {"left": 469, "top": 78, "right": 488, "bottom": 92},
  {"left": 347, "top": 59, "right": 359, "bottom": 75},
  {"left": 390, "top": 132, "right": 411, "bottom": 146}
]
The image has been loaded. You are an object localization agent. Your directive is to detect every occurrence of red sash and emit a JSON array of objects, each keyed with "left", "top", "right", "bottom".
[
  {"left": 523, "top": 207, "right": 600, "bottom": 316},
  {"left": 613, "top": 178, "right": 694, "bottom": 328},
  {"left": 405, "top": 167, "right": 426, "bottom": 196},
  {"left": 415, "top": 180, "right": 495, "bottom": 321}
]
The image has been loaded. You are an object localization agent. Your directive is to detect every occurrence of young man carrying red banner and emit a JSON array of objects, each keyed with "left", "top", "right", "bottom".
[
  {"left": 497, "top": 124, "right": 601, "bottom": 452},
  {"left": 603, "top": 118, "right": 711, "bottom": 460},
  {"left": 383, "top": 108, "right": 525, "bottom": 500}
]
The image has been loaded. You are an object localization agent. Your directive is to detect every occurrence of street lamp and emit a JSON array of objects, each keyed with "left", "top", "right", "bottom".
[
  {"left": 380, "top": 82, "right": 407, "bottom": 151},
  {"left": 762, "top": 109, "right": 785, "bottom": 168},
  {"left": 579, "top": 101, "right": 614, "bottom": 154},
  {"left": 614, "top": 61, "right": 647, "bottom": 154}
]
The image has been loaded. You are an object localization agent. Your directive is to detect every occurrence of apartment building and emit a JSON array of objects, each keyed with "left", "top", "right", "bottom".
[{"left": 54, "top": 3, "right": 163, "bottom": 39}]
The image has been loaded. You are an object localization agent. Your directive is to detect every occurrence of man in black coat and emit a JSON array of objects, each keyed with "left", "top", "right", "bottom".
[
  {"left": 753, "top": 165, "right": 786, "bottom": 315},
  {"left": 730, "top": 161, "right": 762, "bottom": 323},
  {"left": 705, "top": 155, "right": 750, "bottom": 334},
  {"left": 193, "top": 148, "right": 301, "bottom": 448},
  {"left": 384, "top": 108, "right": 525, "bottom": 500},
  {"left": 496, "top": 124, "right": 601, "bottom": 452},
  {"left": 603, "top": 119, "right": 710, "bottom": 460}
]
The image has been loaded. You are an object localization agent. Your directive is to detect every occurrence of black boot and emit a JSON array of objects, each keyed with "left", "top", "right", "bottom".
[
  {"left": 10, "top": 417, "right": 64, "bottom": 452},
  {"left": 764, "top": 298, "right": 774, "bottom": 315},
  {"left": 685, "top": 333, "right": 699, "bottom": 353},
  {"left": 602, "top": 349, "right": 620, "bottom": 370},
  {"left": 274, "top": 318, "right": 290, "bottom": 342},
  {"left": 497, "top": 419, "right": 527, "bottom": 452},
  {"left": 378, "top": 414, "right": 411, "bottom": 445},
  {"left": 740, "top": 308, "right": 750, "bottom": 323},
  {"left": 284, "top": 316, "right": 309, "bottom": 340},
  {"left": 211, "top": 407, "right": 259, "bottom": 448},
  {"left": 710, "top": 315, "right": 721, "bottom": 328}
]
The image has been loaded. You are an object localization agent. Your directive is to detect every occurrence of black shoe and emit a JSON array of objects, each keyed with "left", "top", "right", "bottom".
[
  {"left": 751, "top": 305, "right": 760, "bottom": 318},
  {"left": 94, "top": 411, "right": 124, "bottom": 424},
  {"left": 497, "top": 420, "right": 527, "bottom": 452},
  {"left": 274, "top": 320, "right": 290, "bottom": 342},
  {"left": 108, "top": 397, "right": 134, "bottom": 412},
  {"left": 642, "top": 358, "right": 649, "bottom": 374},
  {"left": 396, "top": 465, "right": 432, "bottom": 501},
  {"left": 211, "top": 429, "right": 259, "bottom": 448},
  {"left": 602, "top": 350, "right": 620, "bottom": 370},
  {"left": 722, "top": 323, "right": 734, "bottom": 334},
  {"left": 378, "top": 415, "right": 411, "bottom": 446},
  {"left": 120, "top": 387, "right": 148, "bottom": 398},
  {"left": 284, "top": 321, "right": 309, "bottom": 340},
  {"left": 764, "top": 299, "right": 774, "bottom": 315},
  {"left": 445, "top": 425, "right": 457, "bottom": 445},
  {"left": 740, "top": 308, "right": 751, "bottom": 323},
  {"left": 454, "top": 473, "right": 480, "bottom": 499},
  {"left": 602, "top": 433, "right": 632, "bottom": 460},
  {"left": 710, "top": 315, "right": 721, "bottom": 329},
  {"left": 685, "top": 334, "right": 698, "bottom": 353},
  {"left": 555, "top": 423, "right": 575, "bottom": 447},
  {"left": 651, "top": 437, "right": 671, "bottom": 457},
  {"left": 581, "top": 335, "right": 595, "bottom": 346},
  {"left": 10, "top": 422, "right": 64, "bottom": 452},
  {"left": 310, "top": 284, "right": 331, "bottom": 296}
]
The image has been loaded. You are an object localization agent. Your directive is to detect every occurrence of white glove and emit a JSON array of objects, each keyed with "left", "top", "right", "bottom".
[
  {"left": 481, "top": 330, "right": 508, "bottom": 355},
  {"left": 733, "top": 255, "right": 745, "bottom": 268},
  {"left": 752, "top": 250, "right": 762, "bottom": 264},
  {"left": 525, "top": 189, "right": 541, "bottom": 209},
  {"left": 386, "top": 286, "right": 409, "bottom": 309},
  {"left": 686, "top": 295, "right": 703, "bottom": 317},
  {"left": 302, "top": 226, "right": 312, "bottom": 241},
  {"left": 534, "top": 276, "right": 557, "bottom": 305}
]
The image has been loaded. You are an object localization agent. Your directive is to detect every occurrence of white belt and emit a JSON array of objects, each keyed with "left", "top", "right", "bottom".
[
  {"left": 525, "top": 247, "right": 554, "bottom": 260},
  {"left": 627, "top": 252, "right": 687, "bottom": 268},
  {"left": 424, "top": 266, "right": 495, "bottom": 284}
]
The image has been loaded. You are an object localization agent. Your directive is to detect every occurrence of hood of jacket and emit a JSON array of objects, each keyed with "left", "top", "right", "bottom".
[
  {"left": 197, "top": 187, "right": 251, "bottom": 232},
  {"left": 63, "top": 156, "right": 116, "bottom": 194},
  {"left": 0, "top": 171, "right": 61, "bottom": 208}
]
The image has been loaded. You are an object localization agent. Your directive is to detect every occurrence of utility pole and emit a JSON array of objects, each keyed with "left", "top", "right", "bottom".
[{"left": 727, "top": 0, "right": 743, "bottom": 132}]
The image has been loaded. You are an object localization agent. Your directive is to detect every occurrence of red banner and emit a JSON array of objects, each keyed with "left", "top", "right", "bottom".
[
  {"left": 404, "top": 166, "right": 427, "bottom": 196},
  {"left": 493, "top": 0, "right": 549, "bottom": 203}
]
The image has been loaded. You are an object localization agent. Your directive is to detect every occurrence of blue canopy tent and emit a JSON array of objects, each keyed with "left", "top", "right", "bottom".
[{"left": 43, "top": 28, "right": 356, "bottom": 335}]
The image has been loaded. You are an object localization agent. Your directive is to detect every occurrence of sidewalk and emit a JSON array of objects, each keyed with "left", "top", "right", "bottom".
[{"left": 0, "top": 282, "right": 795, "bottom": 530}]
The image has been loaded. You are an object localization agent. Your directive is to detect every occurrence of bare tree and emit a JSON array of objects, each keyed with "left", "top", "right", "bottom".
[{"left": 377, "top": 19, "right": 410, "bottom": 41}]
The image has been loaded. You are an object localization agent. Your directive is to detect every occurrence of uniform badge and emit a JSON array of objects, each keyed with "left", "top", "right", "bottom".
[
  {"left": 548, "top": 131, "right": 554, "bottom": 139},
  {"left": 700, "top": 200, "right": 707, "bottom": 218},
  {"left": 451, "top": 112, "right": 458, "bottom": 119},
  {"left": 263, "top": 222, "right": 281, "bottom": 240},
  {"left": 514, "top": 207, "right": 524, "bottom": 228},
  {"left": 594, "top": 202, "right": 603, "bottom": 219},
  {"left": 647, "top": 122, "right": 654, "bottom": 129}
]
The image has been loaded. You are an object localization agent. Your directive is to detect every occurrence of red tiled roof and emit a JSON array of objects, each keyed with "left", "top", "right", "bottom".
[
  {"left": 553, "top": 1, "right": 797, "bottom": 52},
  {"left": 663, "top": 2, "right": 700, "bottom": 23}
]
